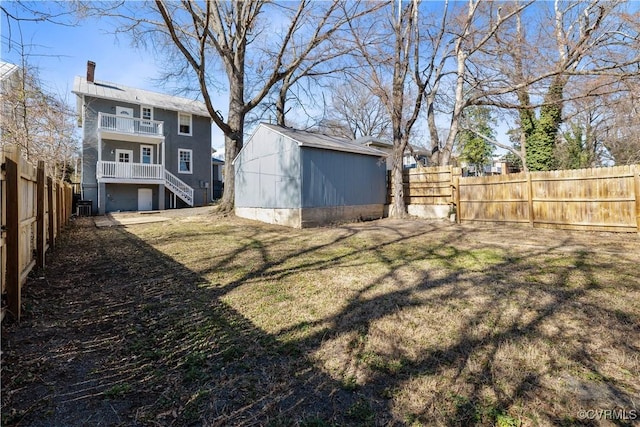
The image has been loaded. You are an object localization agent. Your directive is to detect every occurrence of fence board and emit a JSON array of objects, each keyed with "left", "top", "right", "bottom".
[
  {"left": 5, "top": 151, "right": 20, "bottom": 319},
  {"left": 392, "top": 164, "right": 639, "bottom": 233},
  {"left": 388, "top": 166, "right": 462, "bottom": 206},
  {"left": 0, "top": 150, "right": 5, "bottom": 298},
  {"left": 457, "top": 165, "right": 639, "bottom": 233},
  {"left": 1, "top": 146, "right": 73, "bottom": 321}
]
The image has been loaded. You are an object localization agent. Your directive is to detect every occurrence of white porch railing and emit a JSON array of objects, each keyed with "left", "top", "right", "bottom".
[
  {"left": 97, "top": 161, "right": 194, "bottom": 207},
  {"left": 97, "top": 161, "right": 163, "bottom": 180},
  {"left": 164, "top": 170, "right": 194, "bottom": 206},
  {"left": 98, "top": 112, "right": 164, "bottom": 136}
]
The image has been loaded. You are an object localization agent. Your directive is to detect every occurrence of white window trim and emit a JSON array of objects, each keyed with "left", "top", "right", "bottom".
[
  {"left": 141, "top": 106, "right": 153, "bottom": 121},
  {"left": 178, "top": 148, "right": 193, "bottom": 174},
  {"left": 140, "top": 144, "right": 154, "bottom": 164},
  {"left": 115, "top": 149, "right": 133, "bottom": 163},
  {"left": 178, "top": 112, "right": 192, "bottom": 136}
]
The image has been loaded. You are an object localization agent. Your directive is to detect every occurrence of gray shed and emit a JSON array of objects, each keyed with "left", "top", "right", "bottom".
[{"left": 233, "top": 123, "right": 388, "bottom": 228}]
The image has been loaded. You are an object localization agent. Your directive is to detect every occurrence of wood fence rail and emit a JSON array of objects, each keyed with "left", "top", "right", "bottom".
[
  {"left": 1, "top": 146, "right": 73, "bottom": 321},
  {"left": 387, "top": 166, "right": 462, "bottom": 218},
  {"left": 388, "top": 164, "right": 640, "bottom": 233}
]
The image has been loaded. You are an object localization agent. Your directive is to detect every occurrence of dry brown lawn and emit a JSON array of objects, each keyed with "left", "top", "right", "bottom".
[{"left": 2, "top": 209, "right": 639, "bottom": 426}]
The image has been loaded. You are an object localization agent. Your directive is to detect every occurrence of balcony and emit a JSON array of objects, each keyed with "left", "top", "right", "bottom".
[
  {"left": 98, "top": 112, "right": 164, "bottom": 143},
  {"left": 97, "top": 161, "right": 163, "bottom": 183}
]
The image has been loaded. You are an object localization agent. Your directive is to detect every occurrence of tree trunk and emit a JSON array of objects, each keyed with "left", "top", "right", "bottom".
[
  {"left": 275, "top": 92, "right": 285, "bottom": 126},
  {"left": 217, "top": 80, "right": 245, "bottom": 213},
  {"left": 440, "top": 48, "right": 467, "bottom": 166},
  {"left": 390, "top": 136, "right": 407, "bottom": 218}
]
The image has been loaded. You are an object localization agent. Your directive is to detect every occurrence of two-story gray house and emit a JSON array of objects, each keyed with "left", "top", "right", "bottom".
[{"left": 72, "top": 61, "right": 212, "bottom": 214}]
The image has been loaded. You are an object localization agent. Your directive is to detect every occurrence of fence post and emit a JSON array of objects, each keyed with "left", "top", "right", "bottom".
[
  {"left": 56, "top": 181, "right": 61, "bottom": 238},
  {"left": 454, "top": 175, "right": 461, "bottom": 224},
  {"left": 5, "top": 149, "right": 21, "bottom": 320},
  {"left": 48, "top": 176, "right": 54, "bottom": 248},
  {"left": 36, "top": 161, "right": 45, "bottom": 269},
  {"left": 634, "top": 164, "right": 640, "bottom": 235},
  {"left": 527, "top": 171, "right": 534, "bottom": 228}
]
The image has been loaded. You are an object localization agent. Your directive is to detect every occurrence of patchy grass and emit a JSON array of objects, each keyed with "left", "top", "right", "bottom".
[{"left": 2, "top": 213, "right": 639, "bottom": 426}]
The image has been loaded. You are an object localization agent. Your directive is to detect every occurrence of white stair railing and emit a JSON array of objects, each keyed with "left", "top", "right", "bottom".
[{"left": 164, "top": 170, "right": 194, "bottom": 206}]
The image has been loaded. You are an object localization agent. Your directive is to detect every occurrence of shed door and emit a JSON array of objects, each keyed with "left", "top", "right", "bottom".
[{"left": 138, "top": 188, "right": 153, "bottom": 211}]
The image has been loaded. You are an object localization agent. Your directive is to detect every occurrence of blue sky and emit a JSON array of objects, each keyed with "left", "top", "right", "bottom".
[{"left": 1, "top": 2, "right": 227, "bottom": 154}]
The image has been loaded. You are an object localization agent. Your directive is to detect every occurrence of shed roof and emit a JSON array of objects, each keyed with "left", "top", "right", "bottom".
[
  {"left": 72, "top": 76, "right": 210, "bottom": 118},
  {"left": 260, "top": 123, "right": 388, "bottom": 157}
]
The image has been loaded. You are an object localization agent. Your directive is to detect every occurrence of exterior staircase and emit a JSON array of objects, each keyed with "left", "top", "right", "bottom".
[{"left": 164, "top": 170, "right": 194, "bottom": 206}]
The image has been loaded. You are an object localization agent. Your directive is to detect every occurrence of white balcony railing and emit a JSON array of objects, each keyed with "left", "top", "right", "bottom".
[
  {"left": 98, "top": 112, "right": 164, "bottom": 137},
  {"left": 97, "top": 161, "right": 163, "bottom": 180}
]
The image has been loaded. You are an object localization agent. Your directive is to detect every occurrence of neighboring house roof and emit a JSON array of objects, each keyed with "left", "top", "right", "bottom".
[
  {"left": 259, "top": 123, "right": 388, "bottom": 158},
  {"left": 355, "top": 135, "right": 431, "bottom": 156},
  {"left": 0, "top": 61, "right": 19, "bottom": 82},
  {"left": 355, "top": 136, "right": 393, "bottom": 149},
  {"left": 72, "top": 76, "right": 210, "bottom": 118}
]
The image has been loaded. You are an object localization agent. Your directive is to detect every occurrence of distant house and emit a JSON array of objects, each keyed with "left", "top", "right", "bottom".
[
  {"left": 72, "top": 61, "right": 212, "bottom": 214},
  {"left": 460, "top": 155, "right": 521, "bottom": 176},
  {"left": 355, "top": 136, "right": 430, "bottom": 170},
  {"left": 211, "top": 156, "right": 224, "bottom": 200},
  {"left": 234, "top": 123, "right": 387, "bottom": 228},
  {"left": 0, "top": 61, "right": 21, "bottom": 142}
]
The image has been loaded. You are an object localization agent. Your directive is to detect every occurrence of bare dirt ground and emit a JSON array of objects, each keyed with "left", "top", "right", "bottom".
[{"left": 2, "top": 210, "right": 639, "bottom": 426}]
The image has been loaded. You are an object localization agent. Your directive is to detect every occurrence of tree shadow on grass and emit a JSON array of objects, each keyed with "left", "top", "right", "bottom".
[{"left": 1, "top": 218, "right": 639, "bottom": 426}]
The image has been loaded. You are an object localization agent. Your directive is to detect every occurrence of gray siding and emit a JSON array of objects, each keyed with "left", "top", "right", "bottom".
[
  {"left": 300, "top": 147, "right": 386, "bottom": 208},
  {"left": 105, "top": 184, "right": 160, "bottom": 212},
  {"left": 160, "top": 110, "right": 211, "bottom": 204},
  {"left": 235, "top": 126, "right": 301, "bottom": 209}
]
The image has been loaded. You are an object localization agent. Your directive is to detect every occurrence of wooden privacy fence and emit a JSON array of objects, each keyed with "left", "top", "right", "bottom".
[
  {"left": 1, "top": 147, "right": 73, "bottom": 321},
  {"left": 387, "top": 166, "right": 462, "bottom": 216},
  {"left": 457, "top": 165, "right": 640, "bottom": 233},
  {"left": 387, "top": 164, "right": 640, "bottom": 233}
]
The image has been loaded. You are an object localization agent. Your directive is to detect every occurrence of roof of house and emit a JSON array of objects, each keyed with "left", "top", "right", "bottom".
[
  {"left": 355, "top": 135, "right": 433, "bottom": 156},
  {"left": 72, "top": 76, "right": 210, "bottom": 118},
  {"left": 354, "top": 136, "right": 393, "bottom": 149},
  {"left": 259, "top": 123, "right": 388, "bottom": 157},
  {"left": 0, "top": 61, "right": 19, "bottom": 82}
]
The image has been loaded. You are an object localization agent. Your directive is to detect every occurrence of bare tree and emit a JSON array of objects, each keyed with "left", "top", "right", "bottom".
[
  {"left": 468, "top": 0, "right": 640, "bottom": 170},
  {"left": 1, "top": 1, "right": 77, "bottom": 48},
  {"left": 347, "top": 0, "right": 423, "bottom": 218},
  {"left": 1, "top": 54, "right": 79, "bottom": 180},
  {"left": 318, "top": 80, "right": 392, "bottom": 140},
  {"left": 348, "top": 0, "right": 527, "bottom": 217}
]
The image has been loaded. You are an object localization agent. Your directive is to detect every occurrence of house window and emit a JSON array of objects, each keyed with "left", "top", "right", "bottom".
[
  {"left": 178, "top": 149, "right": 193, "bottom": 174},
  {"left": 178, "top": 113, "right": 192, "bottom": 136},
  {"left": 140, "top": 106, "right": 155, "bottom": 134},
  {"left": 142, "top": 106, "right": 153, "bottom": 121},
  {"left": 141, "top": 145, "right": 153, "bottom": 164}
]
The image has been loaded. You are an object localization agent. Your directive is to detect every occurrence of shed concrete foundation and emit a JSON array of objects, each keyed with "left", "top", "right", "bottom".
[
  {"left": 235, "top": 207, "right": 302, "bottom": 228},
  {"left": 236, "top": 204, "right": 384, "bottom": 228},
  {"left": 301, "top": 204, "right": 383, "bottom": 228}
]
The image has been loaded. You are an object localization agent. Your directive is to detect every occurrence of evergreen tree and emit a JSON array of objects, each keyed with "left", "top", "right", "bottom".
[
  {"left": 522, "top": 78, "right": 564, "bottom": 171},
  {"left": 458, "top": 106, "right": 496, "bottom": 175}
]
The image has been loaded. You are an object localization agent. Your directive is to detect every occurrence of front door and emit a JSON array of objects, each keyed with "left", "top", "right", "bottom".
[
  {"left": 116, "top": 106, "right": 134, "bottom": 133},
  {"left": 138, "top": 188, "right": 153, "bottom": 211}
]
